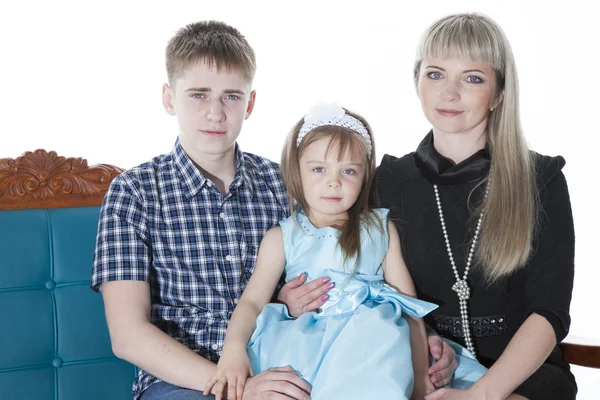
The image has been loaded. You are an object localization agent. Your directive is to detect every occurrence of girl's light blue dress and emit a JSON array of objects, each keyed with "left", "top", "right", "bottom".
[{"left": 247, "top": 209, "right": 485, "bottom": 399}]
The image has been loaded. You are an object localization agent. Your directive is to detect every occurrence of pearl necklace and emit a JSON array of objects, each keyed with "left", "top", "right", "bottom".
[{"left": 433, "top": 179, "right": 490, "bottom": 356}]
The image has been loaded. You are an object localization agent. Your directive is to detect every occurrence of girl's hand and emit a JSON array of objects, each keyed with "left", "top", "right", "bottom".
[
  {"left": 203, "top": 353, "right": 253, "bottom": 400},
  {"left": 424, "top": 388, "right": 483, "bottom": 400}
]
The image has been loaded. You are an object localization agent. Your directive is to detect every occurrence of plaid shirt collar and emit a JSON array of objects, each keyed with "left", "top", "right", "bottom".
[{"left": 172, "top": 139, "right": 256, "bottom": 199}]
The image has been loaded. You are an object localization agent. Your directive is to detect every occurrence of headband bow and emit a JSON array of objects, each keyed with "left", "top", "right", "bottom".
[{"left": 296, "top": 103, "right": 372, "bottom": 155}]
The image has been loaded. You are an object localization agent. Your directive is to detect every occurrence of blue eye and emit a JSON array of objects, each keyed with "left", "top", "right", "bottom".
[
  {"left": 225, "top": 94, "right": 240, "bottom": 100},
  {"left": 427, "top": 71, "right": 442, "bottom": 79},
  {"left": 313, "top": 167, "right": 325, "bottom": 173},
  {"left": 191, "top": 93, "right": 206, "bottom": 99},
  {"left": 466, "top": 76, "right": 483, "bottom": 83},
  {"left": 343, "top": 169, "right": 356, "bottom": 175}
]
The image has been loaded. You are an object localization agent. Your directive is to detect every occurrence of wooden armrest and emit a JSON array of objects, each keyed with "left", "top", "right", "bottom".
[{"left": 560, "top": 335, "right": 600, "bottom": 369}]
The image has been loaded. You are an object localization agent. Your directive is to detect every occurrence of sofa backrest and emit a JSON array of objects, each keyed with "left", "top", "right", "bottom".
[{"left": 0, "top": 150, "right": 135, "bottom": 400}]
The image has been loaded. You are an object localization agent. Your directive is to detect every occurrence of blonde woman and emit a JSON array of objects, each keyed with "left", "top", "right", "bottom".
[{"left": 376, "top": 13, "right": 576, "bottom": 400}]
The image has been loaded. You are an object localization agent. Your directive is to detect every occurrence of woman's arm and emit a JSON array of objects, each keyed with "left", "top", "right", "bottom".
[
  {"left": 204, "top": 226, "right": 287, "bottom": 400},
  {"left": 425, "top": 313, "right": 555, "bottom": 400},
  {"left": 471, "top": 313, "right": 555, "bottom": 399},
  {"left": 383, "top": 220, "right": 435, "bottom": 399}
]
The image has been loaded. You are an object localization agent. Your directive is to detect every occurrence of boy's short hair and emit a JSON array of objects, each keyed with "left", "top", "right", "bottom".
[{"left": 166, "top": 20, "right": 256, "bottom": 83}]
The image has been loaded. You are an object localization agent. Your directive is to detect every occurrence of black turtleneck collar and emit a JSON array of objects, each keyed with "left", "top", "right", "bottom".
[{"left": 414, "top": 131, "right": 491, "bottom": 185}]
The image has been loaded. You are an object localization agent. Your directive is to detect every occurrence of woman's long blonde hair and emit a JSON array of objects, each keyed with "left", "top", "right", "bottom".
[
  {"left": 281, "top": 109, "right": 382, "bottom": 274},
  {"left": 415, "top": 13, "right": 538, "bottom": 282}
]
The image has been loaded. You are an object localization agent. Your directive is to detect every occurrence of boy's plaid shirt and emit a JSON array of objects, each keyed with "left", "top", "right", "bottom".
[{"left": 91, "top": 139, "right": 289, "bottom": 399}]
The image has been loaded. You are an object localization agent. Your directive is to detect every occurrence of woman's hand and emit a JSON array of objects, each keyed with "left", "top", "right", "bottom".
[
  {"left": 424, "top": 388, "right": 483, "bottom": 400},
  {"left": 427, "top": 332, "right": 458, "bottom": 387},
  {"left": 203, "top": 352, "right": 253, "bottom": 400},
  {"left": 277, "top": 273, "right": 333, "bottom": 317}
]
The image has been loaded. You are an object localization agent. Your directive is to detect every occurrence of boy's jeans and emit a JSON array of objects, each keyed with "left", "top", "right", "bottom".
[{"left": 140, "top": 381, "right": 215, "bottom": 400}]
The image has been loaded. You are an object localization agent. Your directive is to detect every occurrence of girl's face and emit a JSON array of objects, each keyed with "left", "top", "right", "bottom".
[
  {"left": 299, "top": 137, "right": 366, "bottom": 228},
  {"left": 417, "top": 57, "right": 501, "bottom": 138}
]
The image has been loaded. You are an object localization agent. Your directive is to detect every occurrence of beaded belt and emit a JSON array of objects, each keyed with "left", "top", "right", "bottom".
[{"left": 431, "top": 314, "right": 508, "bottom": 338}]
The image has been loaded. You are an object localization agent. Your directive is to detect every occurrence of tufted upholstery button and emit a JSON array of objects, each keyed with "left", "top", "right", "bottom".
[
  {"left": 52, "top": 358, "right": 63, "bottom": 368},
  {"left": 45, "top": 280, "right": 56, "bottom": 290}
]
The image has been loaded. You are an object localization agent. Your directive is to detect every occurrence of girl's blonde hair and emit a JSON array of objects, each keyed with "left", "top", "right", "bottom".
[
  {"left": 281, "top": 109, "right": 382, "bottom": 273},
  {"left": 414, "top": 13, "right": 538, "bottom": 282}
]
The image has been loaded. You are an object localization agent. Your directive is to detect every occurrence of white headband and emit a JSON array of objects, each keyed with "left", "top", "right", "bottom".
[{"left": 297, "top": 103, "right": 372, "bottom": 156}]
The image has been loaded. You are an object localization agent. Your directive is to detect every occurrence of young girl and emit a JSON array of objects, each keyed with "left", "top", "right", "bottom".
[
  {"left": 204, "top": 104, "right": 485, "bottom": 400},
  {"left": 376, "top": 13, "right": 577, "bottom": 400}
]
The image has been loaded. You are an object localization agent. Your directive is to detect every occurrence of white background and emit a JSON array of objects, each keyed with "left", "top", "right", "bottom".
[{"left": 1, "top": 0, "right": 598, "bottom": 397}]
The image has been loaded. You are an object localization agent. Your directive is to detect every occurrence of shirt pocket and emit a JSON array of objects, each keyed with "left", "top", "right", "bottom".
[{"left": 240, "top": 241, "right": 260, "bottom": 281}]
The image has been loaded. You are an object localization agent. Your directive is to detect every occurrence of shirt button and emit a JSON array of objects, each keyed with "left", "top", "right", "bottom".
[
  {"left": 233, "top": 298, "right": 239, "bottom": 304},
  {"left": 219, "top": 212, "right": 225, "bottom": 219},
  {"left": 206, "top": 181, "right": 212, "bottom": 187},
  {"left": 225, "top": 255, "right": 232, "bottom": 261},
  {"left": 211, "top": 344, "right": 219, "bottom": 350}
]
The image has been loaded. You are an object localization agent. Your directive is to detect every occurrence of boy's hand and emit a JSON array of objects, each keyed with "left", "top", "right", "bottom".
[
  {"left": 277, "top": 273, "right": 333, "bottom": 317},
  {"left": 427, "top": 333, "right": 458, "bottom": 388},
  {"left": 203, "top": 353, "right": 253, "bottom": 400},
  {"left": 243, "top": 366, "right": 311, "bottom": 400}
]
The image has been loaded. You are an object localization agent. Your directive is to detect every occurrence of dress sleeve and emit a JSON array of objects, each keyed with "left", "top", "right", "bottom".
[
  {"left": 524, "top": 156, "right": 575, "bottom": 343},
  {"left": 91, "top": 174, "right": 151, "bottom": 292},
  {"left": 374, "top": 154, "right": 399, "bottom": 209}
]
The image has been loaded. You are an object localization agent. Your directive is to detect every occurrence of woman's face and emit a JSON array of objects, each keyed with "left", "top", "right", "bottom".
[{"left": 417, "top": 57, "right": 501, "bottom": 137}]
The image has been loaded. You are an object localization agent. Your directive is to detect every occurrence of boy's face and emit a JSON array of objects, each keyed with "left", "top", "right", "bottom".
[{"left": 162, "top": 61, "right": 255, "bottom": 163}]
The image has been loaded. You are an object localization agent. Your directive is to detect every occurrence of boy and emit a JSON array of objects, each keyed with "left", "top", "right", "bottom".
[{"left": 91, "top": 21, "right": 321, "bottom": 400}]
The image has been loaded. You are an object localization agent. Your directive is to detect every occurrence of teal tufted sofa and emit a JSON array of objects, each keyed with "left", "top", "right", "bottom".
[{"left": 0, "top": 150, "right": 135, "bottom": 400}]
